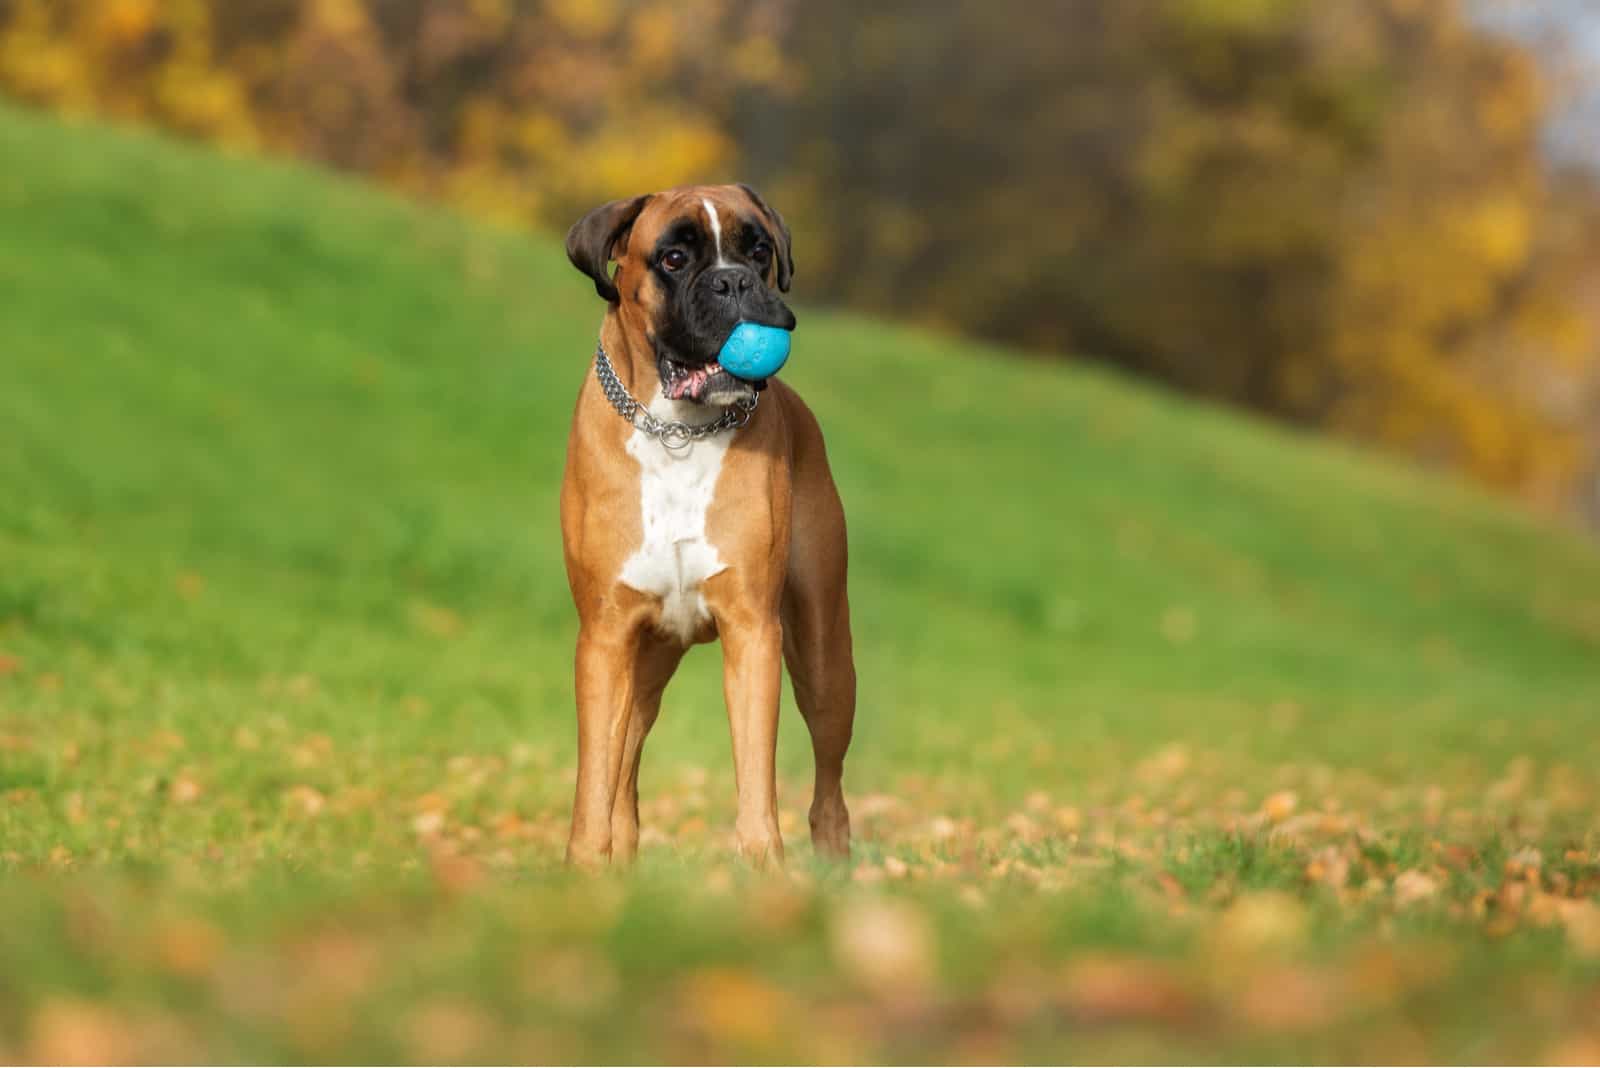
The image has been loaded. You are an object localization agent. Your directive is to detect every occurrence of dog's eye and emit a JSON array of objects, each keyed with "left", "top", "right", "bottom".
[
  {"left": 660, "top": 249, "right": 688, "bottom": 272},
  {"left": 751, "top": 242, "right": 772, "bottom": 268}
]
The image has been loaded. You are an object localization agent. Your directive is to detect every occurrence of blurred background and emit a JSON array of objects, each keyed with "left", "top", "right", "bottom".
[
  {"left": 3, "top": 0, "right": 1599, "bottom": 524},
  {"left": 6, "top": 4, "right": 1600, "bottom": 1063}
]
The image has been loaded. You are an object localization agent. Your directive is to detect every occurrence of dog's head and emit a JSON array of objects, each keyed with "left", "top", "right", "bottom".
[{"left": 567, "top": 184, "right": 796, "bottom": 405}]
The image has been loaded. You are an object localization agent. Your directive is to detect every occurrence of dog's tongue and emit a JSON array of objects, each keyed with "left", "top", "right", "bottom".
[{"left": 666, "top": 362, "right": 722, "bottom": 401}]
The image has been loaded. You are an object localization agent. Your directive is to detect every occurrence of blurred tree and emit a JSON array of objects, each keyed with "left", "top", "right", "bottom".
[
  {"left": 1, "top": 0, "right": 1597, "bottom": 515},
  {"left": 739, "top": 0, "right": 1600, "bottom": 509}
]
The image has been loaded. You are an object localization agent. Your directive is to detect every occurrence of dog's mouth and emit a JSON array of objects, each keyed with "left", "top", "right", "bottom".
[{"left": 659, "top": 357, "right": 758, "bottom": 405}]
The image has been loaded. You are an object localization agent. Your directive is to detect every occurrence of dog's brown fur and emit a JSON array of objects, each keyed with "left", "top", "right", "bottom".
[{"left": 560, "top": 185, "right": 854, "bottom": 867}]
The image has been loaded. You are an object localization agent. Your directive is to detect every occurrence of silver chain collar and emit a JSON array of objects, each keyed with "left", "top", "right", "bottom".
[{"left": 593, "top": 343, "right": 756, "bottom": 452}]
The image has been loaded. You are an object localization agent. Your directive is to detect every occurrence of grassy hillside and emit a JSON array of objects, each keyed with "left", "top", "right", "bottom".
[{"left": 2, "top": 102, "right": 1599, "bottom": 1063}]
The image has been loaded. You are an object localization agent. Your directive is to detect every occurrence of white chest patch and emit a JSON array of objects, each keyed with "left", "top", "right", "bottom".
[{"left": 619, "top": 397, "right": 731, "bottom": 644}]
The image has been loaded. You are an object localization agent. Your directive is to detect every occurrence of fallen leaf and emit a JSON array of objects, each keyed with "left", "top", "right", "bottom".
[
  {"left": 1213, "top": 892, "right": 1307, "bottom": 955},
  {"left": 1233, "top": 966, "right": 1340, "bottom": 1033},
  {"left": 430, "top": 853, "right": 484, "bottom": 895},
  {"left": 523, "top": 949, "right": 619, "bottom": 1015},
  {"left": 1306, "top": 846, "right": 1350, "bottom": 890},
  {"left": 830, "top": 898, "right": 936, "bottom": 995},
  {"left": 28, "top": 1000, "right": 137, "bottom": 1065},
  {"left": 678, "top": 968, "right": 791, "bottom": 1048},
  {"left": 1392, "top": 870, "right": 1440, "bottom": 908},
  {"left": 284, "top": 785, "right": 325, "bottom": 817},
  {"left": 403, "top": 998, "right": 492, "bottom": 1063},
  {"left": 1138, "top": 744, "right": 1191, "bottom": 783},
  {"left": 1263, "top": 791, "right": 1298, "bottom": 823},
  {"left": 1545, "top": 1035, "right": 1600, "bottom": 1067},
  {"left": 1507, "top": 847, "right": 1544, "bottom": 879},
  {"left": 1058, "top": 955, "right": 1203, "bottom": 1026},
  {"left": 154, "top": 917, "right": 223, "bottom": 978},
  {"left": 1558, "top": 900, "right": 1600, "bottom": 959},
  {"left": 850, "top": 863, "right": 885, "bottom": 885},
  {"left": 168, "top": 776, "right": 203, "bottom": 805}
]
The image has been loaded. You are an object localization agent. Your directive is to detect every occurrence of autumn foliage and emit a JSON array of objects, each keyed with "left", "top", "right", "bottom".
[{"left": 2, "top": 0, "right": 1597, "bottom": 515}]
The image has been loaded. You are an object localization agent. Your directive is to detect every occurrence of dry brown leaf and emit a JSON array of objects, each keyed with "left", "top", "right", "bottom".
[
  {"left": 830, "top": 898, "right": 936, "bottom": 995},
  {"left": 1213, "top": 892, "right": 1308, "bottom": 955},
  {"left": 850, "top": 863, "right": 885, "bottom": 885},
  {"left": 403, "top": 998, "right": 492, "bottom": 1063},
  {"left": 1058, "top": 955, "right": 1204, "bottom": 1026},
  {"left": 1005, "top": 812, "right": 1040, "bottom": 840},
  {"left": 1545, "top": 1035, "right": 1600, "bottom": 1067},
  {"left": 1233, "top": 966, "right": 1340, "bottom": 1033},
  {"left": 1138, "top": 744, "right": 1191, "bottom": 783},
  {"left": 1506, "top": 847, "right": 1544, "bottom": 880},
  {"left": 854, "top": 793, "right": 902, "bottom": 819},
  {"left": 430, "top": 853, "right": 484, "bottom": 895},
  {"left": 28, "top": 1000, "right": 138, "bottom": 1065},
  {"left": 1393, "top": 870, "right": 1440, "bottom": 908},
  {"left": 284, "top": 785, "right": 325, "bottom": 817},
  {"left": 1262, "top": 791, "right": 1298, "bottom": 823},
  {"left": 1306, "top": 846, "right": 1351, "bottom": 890},
  {"left": 523, "top": 948, "right": 619, "bottom": 1015},
  {"left": 1557, "top": 900, "right": 1600, "bottom": 959},
  {"left": 154, "top": 917, "right": 223, "bottom": 978},
  {"left": 291, "top": 932, "right": 378, "bottom": 1000},
  {"left": 678, "top": 968, "right": 791, "bottom": 1049},
  {"left": 168, "top": 775, "right": 203, "bottom": 805}
]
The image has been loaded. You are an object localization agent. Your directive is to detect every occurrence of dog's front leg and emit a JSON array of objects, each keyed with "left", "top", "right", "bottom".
[
  {"left": 566, "top": 623, "right": 640, "bottom": 869},
  {"left": 719, "top": 617, "right": 785, "bottom": 865}
]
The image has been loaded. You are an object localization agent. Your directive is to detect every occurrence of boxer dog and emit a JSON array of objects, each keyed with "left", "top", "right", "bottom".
[{"left": 560, "top": 185, "right": 854, "bottom": 867}]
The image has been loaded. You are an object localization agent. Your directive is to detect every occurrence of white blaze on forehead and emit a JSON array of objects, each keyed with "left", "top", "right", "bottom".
[{"left": 701, "top": 196, "right": 729, "bottom": 267}]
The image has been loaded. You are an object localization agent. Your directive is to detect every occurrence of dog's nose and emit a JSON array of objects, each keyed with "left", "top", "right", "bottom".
[{"left": 707, "top": 267, "right": 756, "bottom": 297}]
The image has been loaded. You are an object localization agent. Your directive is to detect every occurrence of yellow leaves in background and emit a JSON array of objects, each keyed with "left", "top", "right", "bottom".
[
  {"left": 1, "top": 0, "right": 1597, "bottom": 514},
  {"left": 0, "top": 0, "right": 769, "bottom": 229},
  {"left": 548, "top": 0, "right": 620, "bottom": 41},
  {"left": 95, "top": 0, "right": 156, "bottom": 45},
  {"left": 576, "top": 113, "right": 733, "bottom": 202},
  {"left": 1169, "top": 0, "right": 1304, "bottom": 35},
  {"left": 303, "top": 0, "right": 373, "bottom": 39}
]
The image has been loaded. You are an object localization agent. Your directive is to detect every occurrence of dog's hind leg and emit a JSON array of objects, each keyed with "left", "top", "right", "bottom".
[
  {"left": 610, "top": 637, "right": 684, "bottom": 863},
  {"left": 781, "top": 470, "right": 855, "bottom": 859},
  {"left": 783, "top": 587, "right": 855, "bottom": 859}
]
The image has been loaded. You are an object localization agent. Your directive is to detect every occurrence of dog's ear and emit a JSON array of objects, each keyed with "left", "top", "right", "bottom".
[
  {"left": 565, "top": 195, "right": 652, "bottom": 303},
  {"left": 738, "top": 183, "right": 795, "bottom": 293}
]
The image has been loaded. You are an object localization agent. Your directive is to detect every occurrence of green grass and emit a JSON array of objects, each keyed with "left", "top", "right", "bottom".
[{"left": 2, "top": 101, "right": 1600, "bottom": 1063}]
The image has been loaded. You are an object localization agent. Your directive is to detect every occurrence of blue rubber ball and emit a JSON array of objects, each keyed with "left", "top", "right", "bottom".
[{"left": 717, "top": 322, "right": 792, "bottom": 381}]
